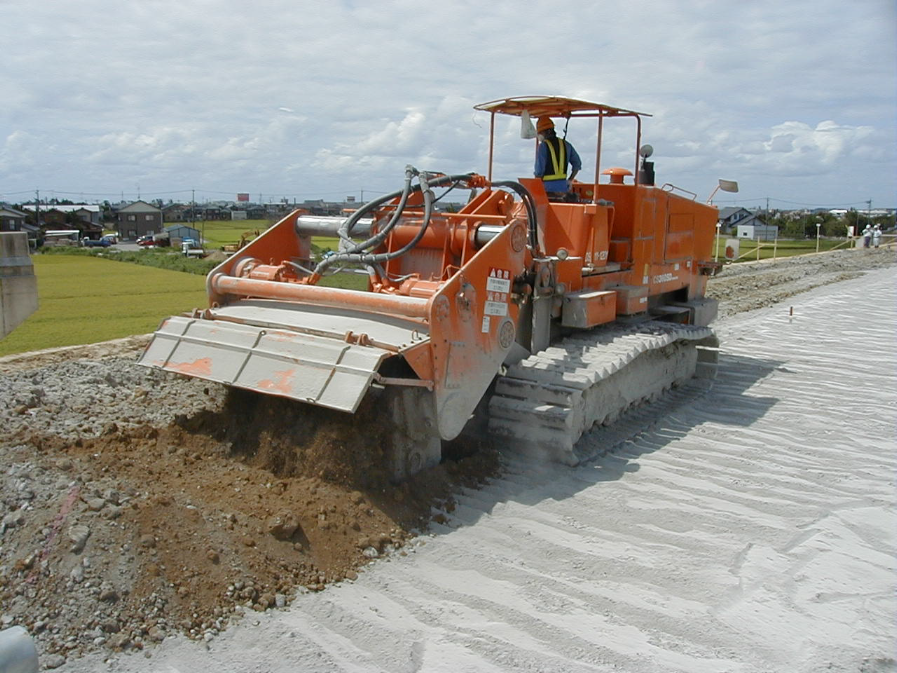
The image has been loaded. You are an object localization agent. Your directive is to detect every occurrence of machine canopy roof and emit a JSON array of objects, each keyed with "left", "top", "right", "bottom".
[{"left": 474, "top": 96, "right": 650, "bottom": 119}]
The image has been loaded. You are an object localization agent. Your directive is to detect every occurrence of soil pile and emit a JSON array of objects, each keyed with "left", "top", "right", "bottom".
[{"left": 0, "top": 367, "right": 496, "bottom": 661}]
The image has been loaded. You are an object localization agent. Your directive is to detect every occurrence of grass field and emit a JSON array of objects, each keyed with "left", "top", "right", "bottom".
[
  {"left": 717, "top": 236, "right": 847, "bottom": 262},
  {"left": 712, "top": 236, "right": 850, "bottom": 261},
  {"left": 177, "top": 219, "right": 272, "bottom": 249},
  {"left": 0, "top": 255, "right": 208, "bottom": 357},
  {"left": 183, "top": 220, "right": 344, "bottom": 255}
]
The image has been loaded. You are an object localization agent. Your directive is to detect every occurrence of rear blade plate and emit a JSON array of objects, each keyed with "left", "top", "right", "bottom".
[{"left": 138, "top": 315, "right": 391, "bottom": 412}]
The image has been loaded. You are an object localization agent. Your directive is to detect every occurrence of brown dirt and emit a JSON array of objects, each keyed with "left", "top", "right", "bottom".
[{"left": 0, "top": 386, "right": 497, "bottom": 656}]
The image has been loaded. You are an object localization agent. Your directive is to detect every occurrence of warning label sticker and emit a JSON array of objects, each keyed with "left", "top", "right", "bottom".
[
  {"left": 486, "top": 268, "right": 511, "bottom": 294},
  {"left": 484, "top": 301, "right": 508, "bottom": 317},
  {"left": 484, "top": 268, "right": 510, "bottom": 318}
]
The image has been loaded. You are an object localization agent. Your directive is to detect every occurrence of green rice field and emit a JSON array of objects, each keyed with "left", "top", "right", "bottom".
[
  {"left": 186, "top": 220, "right": 343, "bottom": 256},
  {"left": 712, "top": 236, "right": 847, "bottom": 261},
  {"left": 0, "top": 255, "right": 207, "bottom": 357},
  {"left": 180, "top": 219, "right": 271, "bottom": 249}
]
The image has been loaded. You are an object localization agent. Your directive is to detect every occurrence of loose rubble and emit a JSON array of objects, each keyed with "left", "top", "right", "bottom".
[
  {"left": 0, "top": 360, "right": 495, "bottom": 663},
  {"left": 0, "top": 246, "right": 892, "bottom": 666},
  {"left": 706, "top": 246, "right": 895, "bottom": 318}
]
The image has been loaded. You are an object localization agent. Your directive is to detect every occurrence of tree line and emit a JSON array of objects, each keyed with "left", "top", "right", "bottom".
[{"left": 767, "top": 210, "right": 893, "bottom": 238}]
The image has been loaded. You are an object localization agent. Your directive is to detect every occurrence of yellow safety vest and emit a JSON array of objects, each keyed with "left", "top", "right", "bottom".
[{"left": 542, "top": 138, "right": 567, "bottom": 181}]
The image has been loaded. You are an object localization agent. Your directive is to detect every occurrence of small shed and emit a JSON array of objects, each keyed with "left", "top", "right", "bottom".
[
  {"left": 736, "top": 219, "right": 779, "bottom": 242},
  {"left": 164, "top": 224, "right": 201, "bottom": 245}
]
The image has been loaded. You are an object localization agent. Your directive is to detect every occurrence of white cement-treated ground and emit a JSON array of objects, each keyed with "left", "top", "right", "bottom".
[{"left": 64, "top": 267, "right": 896, "bottom": 673}]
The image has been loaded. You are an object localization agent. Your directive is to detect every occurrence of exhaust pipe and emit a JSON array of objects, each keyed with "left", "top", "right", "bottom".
[{"left": 0, "top": 627, "right": 38, "bottom": 673}]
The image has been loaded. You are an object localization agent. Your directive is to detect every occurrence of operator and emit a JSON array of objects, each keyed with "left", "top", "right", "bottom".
[{"left": 534, "top": 117, "right": 582, "bottom": 200}]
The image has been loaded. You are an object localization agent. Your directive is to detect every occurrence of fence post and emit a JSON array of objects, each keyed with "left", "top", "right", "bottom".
[{"left": 756, "top": 237, "right": 761, "bottom": 261}]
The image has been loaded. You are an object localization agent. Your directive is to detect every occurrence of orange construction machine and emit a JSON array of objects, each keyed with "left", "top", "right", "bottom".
[{"left": 140, "top": 96, "right": 726, "bottom": 479}]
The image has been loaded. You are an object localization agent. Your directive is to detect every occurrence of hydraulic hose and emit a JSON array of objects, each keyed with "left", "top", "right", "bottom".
[
  {"left": 491, "top": 180, "right": 540, "bottom": 255},
  {"left": 312, "top": 170, "right": 477, "bottom": 277},
  {"left": 314, "top": 173, "right": 435, "bottom": 273},
  {"left": 338, "top": 165, "right": 415, "bottom": 252}
]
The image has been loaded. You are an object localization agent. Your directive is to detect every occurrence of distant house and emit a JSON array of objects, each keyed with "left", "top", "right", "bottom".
[
  {"left": 718, "top": 207, "right": 753, "bottom": 234},
  {"left": 18, "top": 204, "right": 103, "bottom": 238},
  {"left": 736, "top": 214, "right": 779, "bottom": 241},
  {"left": 117, "top": 201, "right": 163, "bottom": 240},
  {"left": 21, "top": 206, "right": 65, "bottom": 227},
  {"left": 21, "top": 204, "right": 101, "bottom": 226},
  {"left": 194, "top": 206, "right": 222, "bottom": 221},
  {"left": 72, "top": 206, "right": 101, "bottom": 226},
  {"left": 301, "top": 199, "right": 341, "bottom": 216},
  {"left": 243, "top": 206, "right": 267, "bottom": 220},
  {"left": 76, "top": 220, "right": 105, "bottom": 240},
  {"left": 266, "top": 203, "right": 294, "bottom": 219},
  {"left": 0, "top": 206, "right": 27, "bottom": 232},
  {"left": 163, "top": 204, "right": 191, "bottom": 223}
]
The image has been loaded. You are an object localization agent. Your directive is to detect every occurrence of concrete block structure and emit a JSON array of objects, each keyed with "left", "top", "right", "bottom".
[{"left": 0, "top": 232, "right": 38, "bottom": 339}]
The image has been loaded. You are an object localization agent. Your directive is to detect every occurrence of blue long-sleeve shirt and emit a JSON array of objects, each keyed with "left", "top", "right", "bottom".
[{"left": 534, "top": 138, "right": 582, "bottom": 192}]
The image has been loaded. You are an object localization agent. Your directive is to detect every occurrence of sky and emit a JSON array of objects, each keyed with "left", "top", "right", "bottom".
[{"left": 1, "top": 0, "right": 895, "bottom": 211}]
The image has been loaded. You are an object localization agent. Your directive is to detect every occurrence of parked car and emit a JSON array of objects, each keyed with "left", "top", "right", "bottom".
[
  {"left": 181, "top": 238, "right": 205, "bottom": 257},
  {"left": 137, "top": 235, "right": 170, "bottom": 248},
  {"left": 82, "top": 237, "right": 111, "bottom": 248}
]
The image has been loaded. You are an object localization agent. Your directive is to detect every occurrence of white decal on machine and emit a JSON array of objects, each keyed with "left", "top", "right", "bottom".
[
  {"left": 484, "top": 301, "right": 508, "bottom": 317},
  {"left": 652, "top": 273, "right": 678, "bottom": 284},
  {"left": 485, "top": 268, "right": 510, "bottom": 318},
  {"left": 486, "top": 268, "right": 511, "bottom": 294},
  {"left": 481, "top": 316, "right": 491, "bottom": 333}
]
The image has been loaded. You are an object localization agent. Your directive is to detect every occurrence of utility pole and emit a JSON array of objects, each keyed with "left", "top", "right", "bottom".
[{"left": 35, "top": 189, "right": 40, "bottom": 230}]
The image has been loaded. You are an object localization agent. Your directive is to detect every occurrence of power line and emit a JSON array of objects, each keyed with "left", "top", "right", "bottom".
[
  {"left": 2, "top": 186, "right": 396, "bottom": 201},
  {"left": 715, "top": 196, "right": 874, "bottom": 208},
  {"left": 0, "top": 189, "right": 39, "bottom": 196}
]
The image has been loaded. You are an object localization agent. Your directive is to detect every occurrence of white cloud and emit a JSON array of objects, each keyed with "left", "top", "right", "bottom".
[
  {"left": 743, "top": 120, "right": 879, "bottom": 175},
  {"left": 0, "top": 0, "right": 893, "bottom": 206}
]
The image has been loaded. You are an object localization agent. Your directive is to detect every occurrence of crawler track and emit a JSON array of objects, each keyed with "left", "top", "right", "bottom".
[{"left": 487, "top": 321, "right": 719, "bottom": 464}]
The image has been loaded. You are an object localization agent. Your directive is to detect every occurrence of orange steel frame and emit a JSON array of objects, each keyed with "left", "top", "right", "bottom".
[{"left": 207, "top": 96, "right": 717, "bottom": 342}]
